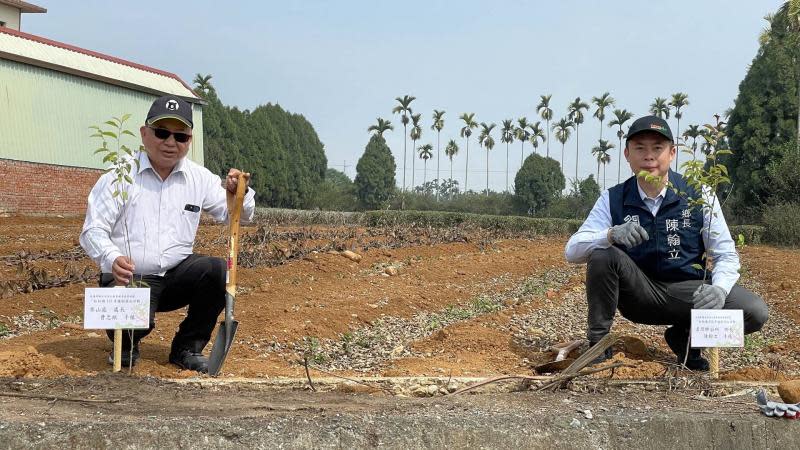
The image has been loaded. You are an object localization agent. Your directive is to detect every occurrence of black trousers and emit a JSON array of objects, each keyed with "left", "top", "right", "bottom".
[
  {"left": 585, "top": 246, "right": 769, "bottom": 343},
  {"left": 101, "top": 254, "right": 226, "bottom": 354}
]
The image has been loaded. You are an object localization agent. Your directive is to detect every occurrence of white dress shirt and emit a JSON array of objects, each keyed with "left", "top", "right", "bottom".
[
  {"left": 80, "top": 151, "right": 256, "bottom": 276},
  {"left": 564, "top": 180, "right": 740, "bottom": 294}
]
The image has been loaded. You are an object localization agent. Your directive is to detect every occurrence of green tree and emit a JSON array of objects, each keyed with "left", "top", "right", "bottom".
[
  {"left": 515, "top": 117, "right": 531, "bottom": 166},
  {"left": 514, "top": 153, "right": 566, "bottom": 214},
  {"left": 649, "top": 97, "right": 670, "bottom": 119},
  {"left": 670, "top": 92, "right": 690, "bottom": 171},
  {"left": 445, "top": 139, "right": 459, "bottom": 187},
  {"left": 682, "top": 124, "right": 701, "bottom": 159},
  {"left": 409, "top": 113, "right": 422, "bottom": 189},
  {"left": 537, "top": 94, "right": 554, "bottom": 157},
  {"left": 310, "top": 168, "right": 357, "bottom": 211},
  {"left": 591, "top": 139, "right": 614, "bottom": 190},
  {"left": 192, "top": 73, "right": 213, "bottom": 96},
  {"left": 459, "top": 113, "right": 478, "bottom": 192},
  {"left": 553, "top": 117, "right": 574, "bottom": 180},
  {"left": 479, "top": 122, "right": 496, "bottom": 195},
  {"left": 431, "top": 110, "right": 446, "bottom": 195},
  {"left": 592, "top": 92, "right": 615, "bottom": 139},
  {"left": 355, "top": 134, "right": 397, "bottom": 209},
  {"left": 608, "top": 109, "right": 634, "bottom": 184},
  {"left": 367, "top": 117, "right": 394, "bottom": 136},
  {"left": 418, "top": 143, "right": 434, "bottom": 186},
  {"left": 727, "top": 3, "right": 799, "bottom": 209},
  {"left": 392, "top": 95, "right": 416, "bottom": 191},
  {"left": 529, "top": 121, "right": 546, "bottom": 155},
  {"left": 500, "top": 119, "right": 515, "bottom": 192},
  {"left": 567, "top": 97, "right": 589, "bottom": 181}
]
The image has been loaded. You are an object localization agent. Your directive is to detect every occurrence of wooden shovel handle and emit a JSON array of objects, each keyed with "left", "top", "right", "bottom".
[{"left": 226, "top": 173, "right": 247, "bottom": 292}]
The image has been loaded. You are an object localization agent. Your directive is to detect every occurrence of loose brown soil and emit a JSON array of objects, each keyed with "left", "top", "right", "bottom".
[{"left": 1, "top": 215, "right": 798, "bottom": 383}]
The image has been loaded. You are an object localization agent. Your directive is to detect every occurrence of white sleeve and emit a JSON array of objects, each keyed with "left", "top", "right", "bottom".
[
  {"left": 201, "top": 169, "right": 256, "bottom": 224},
  {"left": 702, "top": 190, "right": 740, "bottom": 295},
  {"left": 79, "top": 174, "right": 125, "bottom": 273},
  {"left": 565, "top": 190, "right": 614, "bottom": 264}
]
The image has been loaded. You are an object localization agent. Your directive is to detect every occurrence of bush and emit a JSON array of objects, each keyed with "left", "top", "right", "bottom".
[
  {"left": 308, "top": 169, "right": 358, "bottom": 211},
  {"left": 540, "top": 175, "right": 601, "bottom": 220},
  {"left": 762, "top": 203, "right": 800, "bottom": 247},
  {"left": 728, "top": 225, "right": 765, "bottom": 245},
  {"left": 390, "top": 189, "right": 518, "bottom": 216}
]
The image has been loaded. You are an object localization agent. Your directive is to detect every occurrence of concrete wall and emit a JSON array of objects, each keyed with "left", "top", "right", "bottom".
[{"left": 0, "top": 4, "right": 20, "bottom": 30}]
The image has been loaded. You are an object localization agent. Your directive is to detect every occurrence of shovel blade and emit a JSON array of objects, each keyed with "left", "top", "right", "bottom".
[{"left": 207, "top": 319, "right": 239, "bottom": 377}]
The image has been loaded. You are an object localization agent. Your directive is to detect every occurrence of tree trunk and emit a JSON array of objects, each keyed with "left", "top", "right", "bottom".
[
  {"left": 411, "top": 139, "right": 416, "bottom": 190},
  {"left": 575, "top": 125, "right": 580, "bottom": 181},
  {"left": 465, "top": 138, "right": 469, "bottom": 193},
  {"left": 450, "top": 159, "right": 454, "bottom": 189},
  {"left": 436, "top": 132, "right": 441, "bottom": 200},
  {"left": 402, "top": 124, "right": 407, "bottom": 191},
  {"left": 675, "top": 116, "right": 680, "bottom": 172},
  {"left": 486, "top": 150, "right": 489, "bottom": 196},
  {"left": 596, "top": 161, "right": 600, "bottom": 185},
  {"left": 424, "top": 160, "right": 427, "bottom": 186},
  {"left": 506, "top": 142, "right": 509, "bottom": 192},
  {"left": 546, "top": 119, "right": 551, "bottom": 158},
  {"left": 617, "top": 134, "right": 623, "bottom": 184}
]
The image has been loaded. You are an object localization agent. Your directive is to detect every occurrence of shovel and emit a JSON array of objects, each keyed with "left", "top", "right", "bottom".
[{"left": 208, "top": 173, "right": 247, "bottom": 376}]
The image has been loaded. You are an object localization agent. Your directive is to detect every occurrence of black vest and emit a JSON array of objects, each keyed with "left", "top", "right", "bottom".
[{"left": 608, "top": 171, "right": 706, "bottom": 282}]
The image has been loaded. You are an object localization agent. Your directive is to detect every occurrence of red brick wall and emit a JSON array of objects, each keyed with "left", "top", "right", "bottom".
[{"left": 0, "top": 159, "right": 102, "bottom": 216}]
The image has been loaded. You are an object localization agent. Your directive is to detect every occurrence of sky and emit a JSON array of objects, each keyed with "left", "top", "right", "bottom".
[{"left": 24, "top": 0, "right": 785, "bottom": 192}]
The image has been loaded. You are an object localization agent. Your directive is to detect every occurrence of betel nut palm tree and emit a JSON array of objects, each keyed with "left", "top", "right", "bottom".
[{"left": 392, "top": 95, "right": 415, "bottom": 190}]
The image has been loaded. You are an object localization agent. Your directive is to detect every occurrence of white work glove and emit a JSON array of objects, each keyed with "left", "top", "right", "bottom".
[
  {"left": 609, "top": 221, "right": 649, "bottom": 249},
  {"left": 692, "top": 285, "right": 727, "bottom": 309}
]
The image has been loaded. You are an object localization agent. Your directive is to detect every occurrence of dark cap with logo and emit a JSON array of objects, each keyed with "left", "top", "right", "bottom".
[
  {"left": 146, "top": 95, "right": 193, "bottom": 129},
  {"left": 626, "top": 115, "right": 673, "bottom": 144}
]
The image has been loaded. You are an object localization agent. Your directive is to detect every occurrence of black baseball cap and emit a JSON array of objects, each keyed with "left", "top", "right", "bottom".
[
  {"left": 146, "top": 95, "right": 193, "bottom": 129},
  {"left": 626, "top": 115, "right": 673, "bottom": 144}
]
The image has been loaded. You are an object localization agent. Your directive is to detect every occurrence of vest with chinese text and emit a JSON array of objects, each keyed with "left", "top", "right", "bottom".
[{"left": 608, "top": 170, "right": 705, "bottom": 282}]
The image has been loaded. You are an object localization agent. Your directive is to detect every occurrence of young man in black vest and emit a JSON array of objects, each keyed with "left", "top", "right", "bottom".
[{"left": 564, "top": 115, "right": 768, "bottom": 370}]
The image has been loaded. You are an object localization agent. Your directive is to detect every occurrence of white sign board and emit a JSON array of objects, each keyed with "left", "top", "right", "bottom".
[
  {"left": 690, "top": 309, "right": 744, "bottom": 348},
  {"left": 84, "top": 287, "right": 150, "bottom": 329}
]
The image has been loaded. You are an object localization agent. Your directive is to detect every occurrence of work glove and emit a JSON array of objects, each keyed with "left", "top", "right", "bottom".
[
  {"left": 609, "top": 221, "right": 649, "bottom": 249},
  {"left": 692, "top": 284, "right": 727, "bottom": 309}
]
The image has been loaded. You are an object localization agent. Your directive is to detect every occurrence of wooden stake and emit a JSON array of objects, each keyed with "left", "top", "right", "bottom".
[
  {"left": 113, "top": 328, "right": 122, "bottom": 373},
  {"left": 708, "top": 347, "right": 719, "bottom": 379}
]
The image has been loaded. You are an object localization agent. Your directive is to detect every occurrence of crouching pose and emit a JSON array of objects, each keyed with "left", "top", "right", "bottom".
[
  {"left": 564, "top": 115, "right": 768, "bottom": 370},
  {"left": 80, "top": 95, "right": 255, "bottom": 373}
]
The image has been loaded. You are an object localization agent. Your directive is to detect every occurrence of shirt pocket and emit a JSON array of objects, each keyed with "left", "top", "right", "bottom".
[{"left": 177, "top": 209, "right": 201, "bottom": 244}]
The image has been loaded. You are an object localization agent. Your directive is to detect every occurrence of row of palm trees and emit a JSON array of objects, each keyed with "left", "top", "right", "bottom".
[{"left": 368, "top": 92, "right": 703, "bottom": 194}]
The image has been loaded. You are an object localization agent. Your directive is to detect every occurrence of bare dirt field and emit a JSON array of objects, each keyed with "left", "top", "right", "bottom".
[{"left": 1, "top": 215, "right": 797, "bottom": 384}]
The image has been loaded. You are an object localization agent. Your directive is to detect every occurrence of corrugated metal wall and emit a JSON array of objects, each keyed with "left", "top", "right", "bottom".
[{"left": 0, "top": 58, "right": 204, "bottom": 169}]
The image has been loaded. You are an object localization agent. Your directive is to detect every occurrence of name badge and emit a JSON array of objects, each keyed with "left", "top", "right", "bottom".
[{"left": 184, "top": 204, "right": 200, "bottom": 213}]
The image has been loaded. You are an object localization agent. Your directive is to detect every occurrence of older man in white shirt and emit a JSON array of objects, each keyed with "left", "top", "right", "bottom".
[
  {"left": 565, "top": 115, "right": 768, "bottom": 370},
  {"left": 80, "top": 95, "right": 256, "bottom": 373}
]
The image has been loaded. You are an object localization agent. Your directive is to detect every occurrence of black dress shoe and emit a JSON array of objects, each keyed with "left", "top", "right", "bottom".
[
  {"left": 588, "top": 341, "right": 613, "bottom": 365},
  {"left": 664, "top": 326, "right": 709, "bottom": 371},
  {"left": 169, "top": 349, "right": 209, "bottom": 373},
  {"left": 107, "top": 344, "right": 140, "bottom": 367}
]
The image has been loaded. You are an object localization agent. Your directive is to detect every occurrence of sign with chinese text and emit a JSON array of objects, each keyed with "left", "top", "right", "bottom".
[
  {"left": 84, "top": 287, "right": 150, "bottom": 329},
  {"left": 690, "top": 309, "right": 744, "bottom": 348}
]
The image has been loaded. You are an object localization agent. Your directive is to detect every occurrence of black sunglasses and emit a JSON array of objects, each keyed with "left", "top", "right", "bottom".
[{"left": 148, "top": 126, "right": 192, "bottom": 143}]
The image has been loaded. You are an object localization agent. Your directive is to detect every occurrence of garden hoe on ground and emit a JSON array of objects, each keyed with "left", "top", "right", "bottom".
[{"left": 208, "top": 173, "right": 247, "bottom": 376}]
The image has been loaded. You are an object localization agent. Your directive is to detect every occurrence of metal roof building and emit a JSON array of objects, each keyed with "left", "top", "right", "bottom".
[{"left": 0, "top": 15, "right": 204, "bottom": 215}]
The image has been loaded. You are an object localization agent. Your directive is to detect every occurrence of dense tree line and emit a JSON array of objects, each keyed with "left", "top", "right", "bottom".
[{"left": 196, "top": 76, "right": 327, "bottom": 208}]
